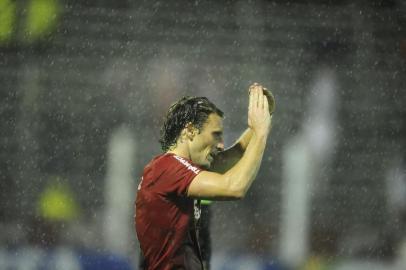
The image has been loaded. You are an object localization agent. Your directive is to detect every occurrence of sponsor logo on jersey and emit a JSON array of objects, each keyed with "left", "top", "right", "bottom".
[
  {"left": 173, "top": 155, "right": 201, "bottom": 174},
  {"left": 194, "top": 200, "right": 201, "bottom": 220},
  {"left": 137, "top": 176, "right": 143, "bottom": 190}
]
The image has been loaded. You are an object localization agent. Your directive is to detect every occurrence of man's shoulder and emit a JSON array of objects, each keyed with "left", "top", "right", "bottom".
[
  {"left": 170, "top": 154, "right": 201, "bottom": 175},
  {"left": 146, "top": 153, "right": 175, "bottom": 169},
  {"left": 139, "top": 153, "right": 202, "bottom": 196},
  {"left": 146, "top": 153, "right": 201, "bottom": 175}
]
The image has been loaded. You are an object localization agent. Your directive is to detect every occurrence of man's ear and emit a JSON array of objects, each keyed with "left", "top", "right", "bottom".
[{"left": 185, "top": 122, "right": 197, "bottom": 140}]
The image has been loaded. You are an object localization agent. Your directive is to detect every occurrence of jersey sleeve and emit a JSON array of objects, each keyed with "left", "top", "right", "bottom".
[{"left": 159, "top": 155, "right": 203, "bottom": 197}]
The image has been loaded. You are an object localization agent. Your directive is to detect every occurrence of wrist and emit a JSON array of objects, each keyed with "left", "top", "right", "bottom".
[{"left": 252, "top": 130, "right": 268, "bottom": 141}]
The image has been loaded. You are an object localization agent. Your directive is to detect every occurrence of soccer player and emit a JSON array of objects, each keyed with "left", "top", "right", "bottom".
[{"left": 135, "top": 83, "right": 274, "bottom": 270}]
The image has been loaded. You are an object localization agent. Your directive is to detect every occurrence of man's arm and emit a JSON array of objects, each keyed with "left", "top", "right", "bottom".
[
  {"left": 187, "top": 85, "right": 272, "bottom": 200},
  {"left": 209, "top": 128, "right": 253, "bottom": 174},
  {"left": 187, "top": 132, "right": 268, "bottom": 200},
  {"left": 209, "top": 84, "right": 275, "bottom": 174}
]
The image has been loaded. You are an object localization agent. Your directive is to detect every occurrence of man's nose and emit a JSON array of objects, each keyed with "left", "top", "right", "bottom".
[{"left": 216, "top": 142, "right": 225, "bottom": 151}]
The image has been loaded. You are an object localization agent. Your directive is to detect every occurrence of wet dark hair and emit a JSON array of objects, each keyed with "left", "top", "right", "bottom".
[{"left": 159, "top": 96, "right": 224, "bottom": 152}]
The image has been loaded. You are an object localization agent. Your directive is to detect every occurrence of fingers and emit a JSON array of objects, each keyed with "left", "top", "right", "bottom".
[
  {"left": 258, "top": 87, "right": 264, "bottom": 109},
  {"left": 247, "top": 83, "right": 272, "bottom": 136},
  {"left": 249, "top": 83, "right": 261, "bottom": 109},
  {"left": 249, "top": 82, "right": 260, "bottom": 94},
  {"left": 254, "top": 87, "right": 258, "bottom": 108},
  {"left": 249, "top": 83, "right": 273, "bottom": 114},
  {"left": 249, "top": 86, "right": 254, "bottom": 112}
]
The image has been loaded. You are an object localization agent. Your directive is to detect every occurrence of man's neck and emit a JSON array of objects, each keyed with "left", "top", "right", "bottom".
[{"left": 167, "top": 144, "right": 191, "bottom": 160}]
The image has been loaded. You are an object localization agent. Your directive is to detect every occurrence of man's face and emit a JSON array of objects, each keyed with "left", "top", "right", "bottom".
[{"left": 189, "top": 113, "right": 224, "bottom": 168}]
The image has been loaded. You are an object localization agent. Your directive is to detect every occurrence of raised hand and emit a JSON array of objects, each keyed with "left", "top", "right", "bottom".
[
  {"left": 248, "top": 84, "right": 272, "bottom": 137},
  {"left": 249, "top": 83, "right": 275, "bottom": 116}
]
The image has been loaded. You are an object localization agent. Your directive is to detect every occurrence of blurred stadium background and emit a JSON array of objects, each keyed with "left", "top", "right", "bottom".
[{"left": 1, "top": 0, "right": 405, "bottom": 269}]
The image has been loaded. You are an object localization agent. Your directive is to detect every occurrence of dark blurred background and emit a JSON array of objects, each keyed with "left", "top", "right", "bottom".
[{"left": 0, "top": 0, "right": 405, "bottom": 269}]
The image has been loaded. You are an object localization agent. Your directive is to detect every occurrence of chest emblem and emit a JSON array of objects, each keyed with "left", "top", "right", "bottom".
[{"left": 193, "top": 200, "right": 201, "bottom": 220}]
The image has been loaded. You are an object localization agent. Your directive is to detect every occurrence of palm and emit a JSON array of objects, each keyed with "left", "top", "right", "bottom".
[{"left": 247, "top": 84, "right": 272, "bottom": 136}]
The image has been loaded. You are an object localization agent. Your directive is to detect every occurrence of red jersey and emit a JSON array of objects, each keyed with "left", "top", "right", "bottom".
[{"left": 135, "top": 153, "right": 204, "bottom": 270}]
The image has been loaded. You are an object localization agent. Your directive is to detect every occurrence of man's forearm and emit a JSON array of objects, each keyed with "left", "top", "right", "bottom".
[
  {"left": 223, "top": 132, "right": 267, "bottom": 197},
  {"left": 210, "top": 128, "right": 253, "bottom": 173},
  {"left": 233, "top": 127, "right": 253, "bottom": 152}
]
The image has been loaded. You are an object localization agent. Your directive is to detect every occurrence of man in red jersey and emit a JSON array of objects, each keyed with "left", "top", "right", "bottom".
[{"left": 135, "top": 83, "right": 274, "bottom": 270}]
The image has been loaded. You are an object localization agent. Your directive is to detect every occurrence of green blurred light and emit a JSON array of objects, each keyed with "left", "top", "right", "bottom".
[
  {"left": 24, "top": 0, "right": 60, "bottom": 42},
  {"left": 0, "top": 0, "right": 16, "bottom": 43},
  {"left": 201, "top": 200, "right": 212, "bottom": 205},
  {"left": 38, "top": 178, "right": 80, "bottom": 221}
]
